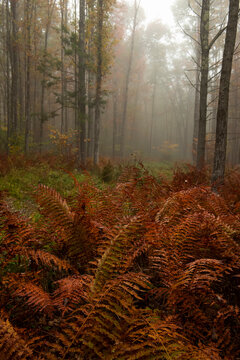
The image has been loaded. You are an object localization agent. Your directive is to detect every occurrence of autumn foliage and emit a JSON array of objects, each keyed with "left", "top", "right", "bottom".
[{"left": 0, "top": 164, "right": 239, "bottom": 359}]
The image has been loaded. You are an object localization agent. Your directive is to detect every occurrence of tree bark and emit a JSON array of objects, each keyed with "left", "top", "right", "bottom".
[
  {"left": 192, "top": 15, "right": 201, "bottom": 164},
  {"left": 10, "top": 0, "right": 18, "bottom": 136},
  {"left": 87, "top": 72, "right": 94, "bottom": 159},
  {"left": 39, "top": 0, "right": 55, "bottom": 153},
  {"left": 24, "top": 0, "right": 32, "bottom": 154},
  {"left": 6, "top": 0, "right": 11, "bottom": 152},
  {"left": 196, "top": 0, "right": 210, "bottom": 169},
  {"left": 64, "top": 1, "right": 68, "bottom": 134},
  {"left": 78, "top": 0, "right": 86, "bottom": 165},
  {"left": 119, "top": 0, "right": 139, "bottom": 158},
  {"left": 94, "top": 0, "right": 103, "bottom": 165},
  {"left": 112, "top": 92, "right": 117, "bottom": 159},
  {"left": 212, "top": 0, "right": 239, "bottom": 186},
  {"left": 149, "top": 74, "right": 156, "bottom": 156}
]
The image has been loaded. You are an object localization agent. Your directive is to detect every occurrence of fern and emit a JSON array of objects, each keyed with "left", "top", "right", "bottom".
[
  {"left": 0, "top": 318, "right": 33, "bottom": 360},
  {"left": 36, "top": 184, "right": 95, "bottom": 268},
  {"left": 1, "top": 165, "right": 240, "bottom": 359},
  {"left": 92, "top": 216, "right": 146, "bottom": 292}
]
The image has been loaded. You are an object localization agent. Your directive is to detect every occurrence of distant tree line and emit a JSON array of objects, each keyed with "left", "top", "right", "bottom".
[{"left": 0, "top": 0, "right": 239, "bottom": 186}]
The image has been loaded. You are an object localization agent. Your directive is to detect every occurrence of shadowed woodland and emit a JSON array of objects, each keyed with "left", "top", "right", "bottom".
[{"left": 0, "top": 0, "right": 240, "bottom": 359}]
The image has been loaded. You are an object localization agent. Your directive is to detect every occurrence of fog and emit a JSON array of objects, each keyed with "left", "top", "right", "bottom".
[
  {"left": 100, "top": 0, "right": 194, "bottom": 162},
  {"left": 140, "top": 0, "right": 175, "bottom": 24},
  {"left": 0, "top": 0, "right": 239, "bottom": 166}
]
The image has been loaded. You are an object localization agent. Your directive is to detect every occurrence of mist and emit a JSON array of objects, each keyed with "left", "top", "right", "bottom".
[{"left": 0, "top": 0, "right": 239, "bottom": 166}]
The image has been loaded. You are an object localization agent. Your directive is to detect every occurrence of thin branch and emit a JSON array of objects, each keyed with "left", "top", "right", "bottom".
[
  {"left": 188, "top": 0, "right": 200, "bottom": 17},
  {"left": 184, "top": 72, "right": 200, "bottom": 92},
  {"left": 209, "top": 26, "right": 227, "bottom": 50},
  {"left": 177, "top": 20, "right": 201, "bottom": 46}
]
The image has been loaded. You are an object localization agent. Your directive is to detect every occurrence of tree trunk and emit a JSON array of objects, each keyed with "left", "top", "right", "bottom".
[
  {"left": 74, "top": 0, "right": 78, "bottom": 147},
  {"left": 60, "top": 0, "right": 68, "bottom": 135},
  {"left": 149, "top": 76, "right": 156, "bottom": 156},
  {"left": 112, "top": 93, "right": 117, "bottom": 159},
  {"left": 60, "top": 0, "right": 65, "bottom": 134},
  {"left": 119, "top": 0, "right": 139, "bottom": 158},
  {"left": 78, "top": 0, "right": 86, "bottom": 165},
  {"left": 192, "top": 16, "right": 201, "bottom": 164},
  {"left": 6, "top": 0, "right": 11, "bottom": 152},
  {"left": 87, "top": 72, "right": 94, "bottom": 159},
  {"left": 64, "top": 0, "right": 68, "bottom": 133},
  {"left": 87, "top": 0, "right": 95, "bottom": 160},
  {"left": 10, "top": 0, "right": 18, "bottom": 136},
  {"left": 196, "top": 0, "right": 210, "bottom": 169},
  {"left": 212, "top": 0, "right": 239, "bottom": 186},
  {"left": 39, "top": 0, "right": 55, "bottom": 153},
  {"left": 93, "top": 0, "right": 103, "bottom": 165},
  {"left": 24, "top": 0, "right": 32, "bottom": 154}
]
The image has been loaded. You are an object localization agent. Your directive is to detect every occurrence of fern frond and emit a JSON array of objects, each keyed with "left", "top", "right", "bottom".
[
  {"left": 8, "top": 280, "right": 55, "bottom": 316},
  {"left": 25, "top": 249, "right": 72, "bottom": 273},
  {"left": 113, "top": 313, "right": 201, "bottom": 360},
  {"left": 50, "top": 272, "right": 149, "bottom": 359},
  {"left": 53, "top": 275, "right": 92, "bottom": 314},
  {"left": 92, "top": 217, "right": 146, "bottom": 292},
  {"left": 0, "top": 318, "right": 33, "bottom": 359},
  {"left": 36, "top": 184, "right": 94, "bottom": 267},
  {"left": 36, "top": 184, "right": 74, "bottom": 226}
]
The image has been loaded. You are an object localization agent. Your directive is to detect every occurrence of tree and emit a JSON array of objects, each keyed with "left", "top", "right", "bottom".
[
  {"left": 119, "top": 0, "right": 140, "bottom": 158},
  {"left": 10, "top": 0, "right": 19, "bottom": 138},
  {"left": 93, "top": 0, "right": 116, "bottom": 165},
  {"left": 196, "top": 0, "right": 228, "bottom": 169},
  {"left": 196, "top": 0, "right": 210, "bottom": 169},
  {"left": 24, "top": 0, "right": 32, "bottom": 153},
  {"left": 192, "top": 16, "right": 200, "bottom": 163},
  {"left": 212, "top": 0, "right": 239, "bottom": 186},
  {"left": 39, "top": 0, "right": 57, "bottom": 152},
  {"left": 94, "top": 0, "right": 103, "bottom": 165},
  {"left": 145, "top": 21, "right": 168, "bottom": 155},
  {"left": 78, "top": 0, "right": 86, "bottom": 165},
  {"left": 60, "top": 0, "right": 68, "bottom": 135}
]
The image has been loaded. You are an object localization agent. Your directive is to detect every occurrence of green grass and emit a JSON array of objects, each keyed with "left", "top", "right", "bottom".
[
  {"left": 0, "top": 164, "right": 86, "bottom": 215},
  {"left": 144, "top": 161, "right": 175, "bottom": 180},
  {"left": 0, "top": 161, "right": 175, "bottom": 217}
]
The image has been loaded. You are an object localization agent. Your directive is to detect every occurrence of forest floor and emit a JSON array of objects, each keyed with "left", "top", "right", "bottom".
[
  {"left": 0, "top": 155, "right": 239, "bottom": 359},
  {"left": 0, "top": 157, "right": 174, "bottom": 218}
]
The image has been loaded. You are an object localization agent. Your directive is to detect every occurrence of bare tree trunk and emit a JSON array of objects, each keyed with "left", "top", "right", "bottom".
[
  {"left": 18, "top": 46, "right": 24, "bottom": 133},
  {"left": 74, "top": 0, "right": 78, "bottom": 145},
  {"left": 10, "top": 0, "right": 18, "bottom": 136},
  {"left": 60, "top": 0, "right": 68, "bottom": 134},
  {"left": 192, "top": 15, "right": 201, "bottom": 164},
  {"left": 64, "top": 1, "right": 68, "bottom": 134},
  {"left": 129, "top": 72, "right": 140, "bottom": 147},
  {"left": 87, "top": 0, "right": 95, "bottom": 159},
  {"left": 32, "top": 0, "right": 38, "bottom": 144},
  {"left": 196, "top": 0, "right": 210, "bottom": 169},
  {"left": 212, "top": 0, "right": 239, "bottom": 186},
  {"left": 60, "top": 0, "right": 65, "bottom": 134},
  {"left": 119, "top": 0, "right": 139, "bottom": 158},
  {"left": 78, "top": 0, "right": 86, "bottom": 165},
  {"left": 24, "top": 0, "right": 32, "bottom": 154},
  {"left": 93, "top": 0, "right": 103, "bottom": 165},
  {"left": 87, "top": 72, "right": 94, "bottom": 159},
  {"left": 6, "top": 0, "right": 11, "bottom": 152},
  {"left": 230, "top": 60, "right": 239, "bottom": 166},
  {"left": 112, "top": 92, "right": 117, "bottom": 159},
  {"left": 39, "top": 0, "right": 55, "bottom": 153},
  {"left": 149, "top": 75, "right": 156, "bottom": 156}
]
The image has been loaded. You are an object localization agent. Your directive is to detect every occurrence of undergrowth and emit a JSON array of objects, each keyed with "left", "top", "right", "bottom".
[{"left": 0, "top": 162, "right": 239, "bottom": 359}]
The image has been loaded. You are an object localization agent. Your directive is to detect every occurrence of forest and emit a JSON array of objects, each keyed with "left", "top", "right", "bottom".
[{"left": 0, "top": 0, "right": 240, "bottom": 359}]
